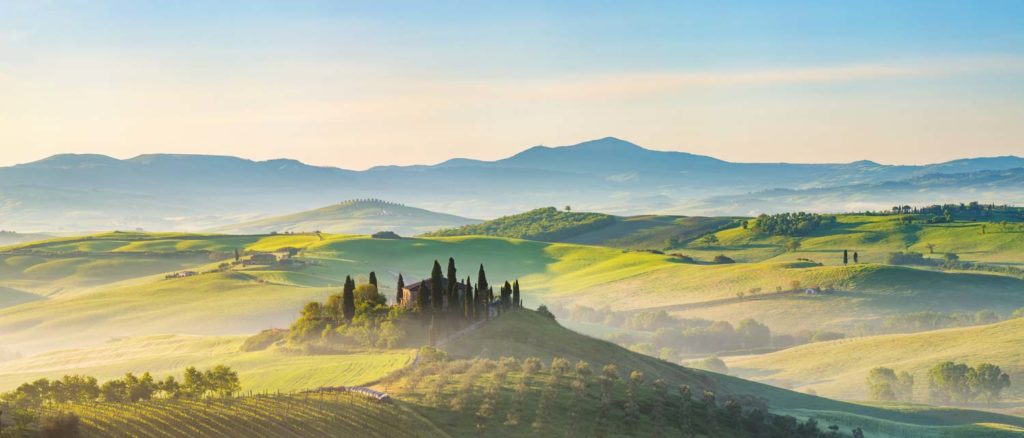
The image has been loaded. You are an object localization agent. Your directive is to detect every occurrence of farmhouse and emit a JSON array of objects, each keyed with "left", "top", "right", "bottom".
[
  {"left": 399, "top": 278, "right": 469, "bottom": 308},
  {"left": 244, "top": 253, "right": 279, "bottom": 266}
]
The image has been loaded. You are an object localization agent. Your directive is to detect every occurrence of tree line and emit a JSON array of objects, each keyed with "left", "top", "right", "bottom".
[
  {"left": 867, "top": 362, "right": 1011, "bottom": 404},
  {"left": 1, "top": 365, "right": 241, "bottom": 410},
  {"left": 424, "top": 207, "right": 616, "bottom": 241}
]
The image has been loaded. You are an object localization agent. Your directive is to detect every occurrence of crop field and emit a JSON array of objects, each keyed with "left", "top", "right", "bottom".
[{"left": 28, "top": 392, "right": 443, "bottom": 438}]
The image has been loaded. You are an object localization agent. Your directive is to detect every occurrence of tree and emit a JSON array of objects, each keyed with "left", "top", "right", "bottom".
[
  {"left": 431, "top": 260, "right": 444, "bottom": 312},
  {"left": 700, "top": 233, "right": 719, "bottom": 247},
  {"left": 342, "top": 276, "right": 356, "bottom": 322},
  {"left": 928, "top": 361, "right": 972, "bottom": 403},
  {"left": 784, "top": 239, "right": 801, "bottom": 252},
  {"left": 736, "top": 319, "right": 771, "bottom": 349},
  {"left": 205, "top": 365, "right": 240, "bottom": 397},
  {"left": 368, "top": 271, "right": 378, "bottom": 288},
  {"left": 234, "top": 248, "right": 240, "bottom": 262},
  {"left": 843, "top": 249, "right": 848, "bottom": 265},
  {"left": 866, "top": 367, "right": 898, "bottom": 401},
  {"left": 477, "top": 264, "right": 489, "bottom": 300},
  {"left": 969, "top": 363, "right": 1011, "bottom": 403},
  {"left": 565, "top": 205, "right": 571, "bottom": 212},
  {"left": 446, "top": 257, "right": 457, "bottom": 311},
  {"left": 853, "top": 251, "right": 859, "bottom": 263},
  {"left": 925, "top": 243, "right": 935, "bottom": 254},
  {"left": 396, "top": 274, "right": 405, "bottom": 307},
  {"left": 182, "top": 366, "right": 207, "bottom": 399},
  {"left": 512, "top": 280, "right": 521, "bottom": 309}
]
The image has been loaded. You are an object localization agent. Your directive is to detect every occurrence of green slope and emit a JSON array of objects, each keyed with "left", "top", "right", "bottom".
[
  {"left": 437, "top": 311, "right": 1024, "bottom": 437},
  {"left": 0, "top": 334, "right": 413, "bottom": 393},
  {"left": 425, "top": 206, "right": 736, "bottom": 249},
  {"left": 210, "top": 199, "right": 479, "bottom": 236},
  {"left": 726, "top": 318, "right": 1024, "bottom": 402}
]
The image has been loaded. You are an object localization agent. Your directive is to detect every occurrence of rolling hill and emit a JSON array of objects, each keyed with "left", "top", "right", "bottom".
[
  {"left": 3, "top": 137, "right": 1022, "bottom": 232},
  {"left": 425, "top": 206, "right": 737, "bottom": 249},
  {"left": 4, "top": 226, "right": 1023, "bottom": 356},
  {"left": 725, "top": 318, "right": 1024, "bottom": 404},
  {"left": 209, "top": 199, "right": 479, "bottom": 236}
]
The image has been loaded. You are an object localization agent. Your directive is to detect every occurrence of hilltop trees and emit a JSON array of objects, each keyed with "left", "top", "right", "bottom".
[
  {"left": 752, "top": 212, "right": 836, "bottom": 236},
  {"left": 281, "top": 260, "right": 521, "bottom": 350},
  {"left": 927, "top": 361, "right": 1010, "bottom": 404}
]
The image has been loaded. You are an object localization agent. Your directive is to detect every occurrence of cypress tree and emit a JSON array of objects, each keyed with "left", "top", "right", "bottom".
[
  {"left": 854, "top": 251, "right": 859, "bottom": 263},
  {"left": 473, "top": 282, "right": 482, "bottom": 321},
  {"left": 342, "top": 276, "right": 355, "bottom": 323},
  {"left": 396, "top": 274, "right": 405, "bottom": 307},
  {"left": 477, "top": 264, "right": 489, "bottom": 299},
  {"left": 464, "top": 276, "right": 473, "bottom": 320},
  {"left": 513, "top": 280, "right": 521, "bottom": 310},
  {"left": 502, "top": 281, "right": 512, "bottom": 308},
  {"left": 418, "top": 278, "right": 429, "bottom": 312},
  {"left": 446, "top": 257, "right": 457, "bottom": 310},
  {"left": 843, "top": 250, "right": 849, "bottom": 265},
  {"left": 431, "top": 260, "right": 444, "bottom": 312},
  {"left": 369, "top": 271, "right": 378, "bottom": 288}
]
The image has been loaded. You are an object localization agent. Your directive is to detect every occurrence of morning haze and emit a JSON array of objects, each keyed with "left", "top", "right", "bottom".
[{"left": 1, "top": 2, "right": 1022, "bottom": 437}]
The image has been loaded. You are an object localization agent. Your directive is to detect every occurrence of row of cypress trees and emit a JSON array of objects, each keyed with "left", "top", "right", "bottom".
[{"left": 393, "top": 258, "right": 523, "bottom": 323}]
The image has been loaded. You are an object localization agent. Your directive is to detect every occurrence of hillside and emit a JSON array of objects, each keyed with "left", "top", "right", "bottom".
[
  {"left": 424, "top": 311, "right": 1024, "bottom": 437},
  {"left": 426, "top": 206, "right": 736, "bottom": 249},
  {"left": 3, "top": 138, "right": 1022, "bottom": 231},
  {"left": 210, "top": 199, "right": 479, "bottom": 236},
  {"left": 726, "top": 318, "right": 1024, "bottom": 403},
  {"left": 4, "top": 229, "right": 1023, "bottom": 356}
]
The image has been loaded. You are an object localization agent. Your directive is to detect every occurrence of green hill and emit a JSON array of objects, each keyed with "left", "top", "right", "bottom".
[
  {"left": 726, "top": 318, "right": 1024, "bottom": 403},
  {"left": 210, "top": 199, "right": 478, "bottom": 236},
  {"left": 424, "top": 206, "right": 735, "bottom": 249},
  {"left": 421, "top": 311, "right": 1024, "bottom": 437}
]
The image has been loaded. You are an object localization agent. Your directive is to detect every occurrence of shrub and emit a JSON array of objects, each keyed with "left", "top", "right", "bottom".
[
  {"left": 240, "top": 328, "right": 287, "bottom": 352},
  {"left": 712, "top": 254, "right": 735, "bottom": 264}
]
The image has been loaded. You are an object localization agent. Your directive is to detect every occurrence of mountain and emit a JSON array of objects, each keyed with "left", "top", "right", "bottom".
[
  {"left": 1, "top": 138, "right": 1021, "bottom": 232},
  {"left": 209, "top": 199, "right": 479, "bottom": 236}
]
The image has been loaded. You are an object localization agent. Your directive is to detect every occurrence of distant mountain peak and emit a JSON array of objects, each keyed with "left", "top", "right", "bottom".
[{"left": 19, "top": 153, "right": 120, "bottom": 168}]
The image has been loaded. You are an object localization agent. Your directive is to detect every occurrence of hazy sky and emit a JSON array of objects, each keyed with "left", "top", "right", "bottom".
[{"left": 1, "top": 1, "right": 1022, "bottom": 169}]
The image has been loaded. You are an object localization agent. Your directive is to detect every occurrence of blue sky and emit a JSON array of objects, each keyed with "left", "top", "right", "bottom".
[{"left": 1, "top": 1, "right": 1022, "bottom": 168}]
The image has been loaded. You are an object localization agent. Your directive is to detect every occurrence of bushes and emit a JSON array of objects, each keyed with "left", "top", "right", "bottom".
[
  {"left": 886, "top": 251, "right": 934, "bottom": 266},
  {"left": 712, "top": 254, "right": 735, "bottom": 264},
  {"left": 40, "top": 412, "right": 80, "bottom": 438}
]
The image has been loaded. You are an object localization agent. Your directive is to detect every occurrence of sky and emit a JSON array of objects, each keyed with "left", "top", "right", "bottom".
[{"left": 1, "top": 0, "right": 1022, "bottom": 169}]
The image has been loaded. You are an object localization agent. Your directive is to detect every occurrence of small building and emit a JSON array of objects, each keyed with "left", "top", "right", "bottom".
[
  {"left": 804, "top": 287, "right": 822, "bottom": 295},
  {"left": 244, "top": 253, "right": 279, "bottom": 266},
  {"left": 400, "top": 278, "right": 469, "bottom": 309}
]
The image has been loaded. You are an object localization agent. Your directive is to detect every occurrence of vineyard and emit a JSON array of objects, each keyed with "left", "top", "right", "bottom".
[{"left": 27, "top": 392, "right": 443, "bottom": 438}]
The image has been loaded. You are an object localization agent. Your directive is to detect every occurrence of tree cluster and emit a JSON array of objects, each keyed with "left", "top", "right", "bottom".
[
  {"left": 866, "top": 367, "right": 915, "bottom": 401},
  {"left": 0, "top": 365, "right": 241, "bottom": 411},
  {"left": 425, "top": 207, "right": 616, "bottom": 241},
  {"left": 928, "top": 361, "right": 1011, "bottom": 404},
  {"left": 751, "top": 212, "right": 836, "bottom": 237}
]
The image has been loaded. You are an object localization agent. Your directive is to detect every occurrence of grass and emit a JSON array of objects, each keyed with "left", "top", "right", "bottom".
[
  {"left": 725, "top": 318, "right": 1024, "bottom": 402},
  {"left": 682, "top": 215, "right": 1024, "bottom": 265},
  {"left": 0, "top": 334, "right": 414, "bottom": 393}
]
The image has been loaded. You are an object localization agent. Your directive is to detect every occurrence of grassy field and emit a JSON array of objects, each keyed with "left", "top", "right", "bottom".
[
  {"left": 3, "top": 229, "right": 1022, "bottom": 353},
  {"left": 0, "top": 334, "right": 414, "bottom": 392},
  {"left": 725, "top": 318, "right": 1024, "bottom": 402},
  {"left": 681, "top": 214, "right": 1024, "bottom": 265}
]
